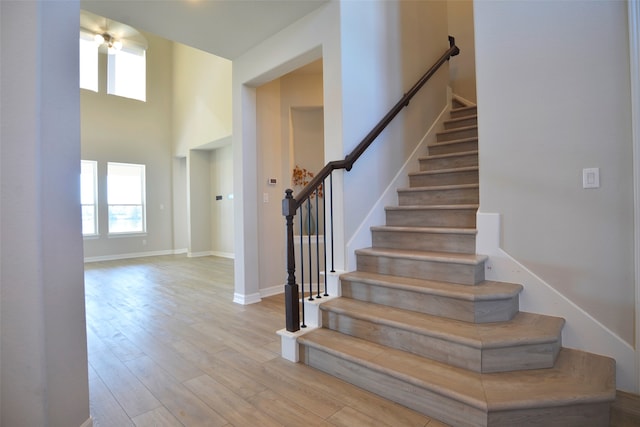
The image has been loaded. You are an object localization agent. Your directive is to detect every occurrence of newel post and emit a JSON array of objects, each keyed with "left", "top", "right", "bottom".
[{"left": 283, "top": 189, "right": 300, "bottom": 332}]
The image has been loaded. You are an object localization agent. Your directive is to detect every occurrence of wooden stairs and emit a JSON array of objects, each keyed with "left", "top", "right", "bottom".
[{"left": 296, "top": 102, "right": 616, "bottom": 426}]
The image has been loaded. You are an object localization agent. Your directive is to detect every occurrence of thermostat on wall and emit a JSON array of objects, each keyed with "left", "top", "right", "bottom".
[{"left": 268, "top": 178, "right": 277, "bottom": 185}]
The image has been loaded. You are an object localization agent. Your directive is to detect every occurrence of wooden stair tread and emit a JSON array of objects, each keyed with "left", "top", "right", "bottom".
[
  {"left": 437, "top": 125, "right": 478, "bottom": 135},
  {"left": 299, "top": 329, "right": 616, "bottom": 411},
  {"left": 430, "top": 136, "right": 478, "bottom": 145},
  {"left": 370, "top": 225, "right": 477, "bottom": 235},
  {"left": 385, "top": 204, "right": 479, "bottom": 211},
  {"left": 418, "top": 150, "right": 478, "bottom": 160},
  {"left": 320, "top": 297, "right": 564, "bottom": 348},
  {"left": 398, "top": 183, "right": 479, "bottom": 192},
  {"left": 409, "top": 166, "right": 478, "bottom": 177},
  {"left": 355, "top": 247, "right": 488, "bottom": 265},
  {"left": 444, "top": 114, "right": 478, "bottom": 124},
  {"left": 340, "top": 271, "right": 522, "bottom": 301}
]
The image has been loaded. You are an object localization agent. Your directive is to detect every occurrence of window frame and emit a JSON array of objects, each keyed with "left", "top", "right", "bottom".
[
  {"left": 80, "top": 160, "right": 99, "bottom": 237},
  {"left": 107, "top": 162, "right": 147, "bottom": 236}
]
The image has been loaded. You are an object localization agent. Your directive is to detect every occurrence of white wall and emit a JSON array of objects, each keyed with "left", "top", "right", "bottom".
[
  {"left": 1, "top": 1, "right": 91, "bottom": 425},
  {"left": 233, "top": 0, "right": 451, "bottom": 302},
  {"left": 447, "top": 0, "right": 476, "bottom": 103},
  {"left": 232, "top": 2, "right": 341, "bottom": 303},
  {"left": 81, "top": 31, "right": 175, "bottom": 260},
  {"left": 340, "top": 0, "right": 450, "bottom": 257},
  {"left": 475, "top": 0, "right": 635, "bottom": 368}
]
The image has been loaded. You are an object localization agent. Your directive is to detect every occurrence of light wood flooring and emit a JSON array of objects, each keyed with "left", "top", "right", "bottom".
[{"left": 85, "top": 255, "right": 448, "bottom": 427}]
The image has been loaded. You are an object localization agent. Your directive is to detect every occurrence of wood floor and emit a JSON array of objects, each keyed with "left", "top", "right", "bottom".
[{"left": 85, "top": 255, "right": 448, "bottom": 427}]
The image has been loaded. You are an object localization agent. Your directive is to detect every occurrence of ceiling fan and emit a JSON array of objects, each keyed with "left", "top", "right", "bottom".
[{"left": 80, "top": 9, "right": 147, "bottom": 53}]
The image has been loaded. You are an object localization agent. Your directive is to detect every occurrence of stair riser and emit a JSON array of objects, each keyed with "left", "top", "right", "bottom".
[
  {"left": 356, "top": 253, "right": 484, "bottom": 285},
  {"left": 340, "top": 280, "right": 519, "bottom": 323},
  {"left": 488, "top": 402, "right": 611, "bottom": 427},
  {"left": 385, "top": 208, "right": 477, "bottom": 228},
  {"left": 450, "top": 107, "right": 477, "bottom": 119},
  {"left": 299, "top": 345, "right": 486, "bottom": 427},
  {"left": 437, "top": 127, "right": 478, "bottom": 142},
  {"left": 419, "top": 153, "right": 478, "bottom": 170},
  {"left": 444, "top": 117, "right": 477, "bottom": 129},
  {"left": 372, "top": 230, "right": 475, "bottom": 254},
  {"left": 410, "top": 169, "right": 478, "bottom": 187},
  {"left": 322, "top": 310, "right": 482, "bottom": 372},
  {"left": 398, "top": 188, "right": 479, "bottom": 206},
  {"left": 428, "top": 140, "right": 478, "bottom": 155},
  {"left": 322, "top": 310, "right": 559, "bottom": 373}
]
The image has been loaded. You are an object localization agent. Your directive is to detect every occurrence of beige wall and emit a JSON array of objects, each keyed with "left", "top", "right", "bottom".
[
  {"left": 256, "top": 69, "right": 324, "bottom": 292},
  {"left": 210, "top": 145, "right": 235, "bottom": 257},
  {"left": 81, "top": 30, "right": 175, "bottom": 259},
  {"left": 447, "top": 0, "right": 476, "bottom": 103},
  {"left": 172, "top": 44, "right": 232, "bottom": 157},
  {"left": 475, "top": 1, "right": 634, "bottom": 344}
]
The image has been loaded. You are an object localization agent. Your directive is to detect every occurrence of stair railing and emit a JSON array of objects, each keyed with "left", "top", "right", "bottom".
[{"left": 282, "top": 36, "right": 460, "bottom": 332}]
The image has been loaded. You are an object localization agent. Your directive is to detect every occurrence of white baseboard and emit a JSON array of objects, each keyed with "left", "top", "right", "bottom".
[
  {"left": 233, "top": 291, "right": 261, "bottom": 305},
  {"left": 211, "top": 251, "right": 234, "bottom": 259},
  {"left": 187, "top": 250, "right": 214, "bottom": 258},
  {"left": 477, "top": 212, "right": 636, "bottom": 392},
  {"left": 84, "top": 249, "right": 181, "bottom": 263},
  {"left": 80, "top": 417, "right": 93, "bottom": 427}
]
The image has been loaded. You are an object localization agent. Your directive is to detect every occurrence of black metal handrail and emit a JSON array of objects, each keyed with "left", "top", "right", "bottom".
[{"left": 282, "top": 36, "right": 460, "bottom": 332}]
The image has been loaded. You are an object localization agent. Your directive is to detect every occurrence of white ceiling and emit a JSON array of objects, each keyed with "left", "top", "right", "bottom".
[{"left": 81, "top": 0, "right": 328, "bottom": 59}]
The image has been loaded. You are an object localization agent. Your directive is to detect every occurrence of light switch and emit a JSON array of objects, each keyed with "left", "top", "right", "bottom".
[
  {"left": 583, "top": 168, "right": 600, "bottom": 189},
  {"left": 263, "top": 192, "right": 269, "bottom": 203}
]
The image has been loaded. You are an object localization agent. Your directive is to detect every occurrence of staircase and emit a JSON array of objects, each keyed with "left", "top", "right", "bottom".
[{"left": 296, "top": 102, "right": 616, "bottom": 426}]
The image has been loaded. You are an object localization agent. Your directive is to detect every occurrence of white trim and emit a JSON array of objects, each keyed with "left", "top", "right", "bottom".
[
  {"left": 452, "top": 93, "right": 475, "bottom": 107},
  {"left": 629, "top": 0, "right": 640, "bottom": 394},
  {"left": 345, "top": 103, "right": 450, "bottom": 270},
  {"left": 80, "top": 417, "right": 93, "bottom": 427},
  {"left": 233, "top": 291, "right": 261, "bottom": 305},
  {"left": 477, "top": 212, "right": 636, "bottom": 392},
  {"left": 83, "top": 249, "right": 182, "bottom": 263},
  {"left": 187, "top": 250, "right": 214, "bottom": 258},
  {"left": 211, "top": 251, "right": 234, "bottom": 259}
]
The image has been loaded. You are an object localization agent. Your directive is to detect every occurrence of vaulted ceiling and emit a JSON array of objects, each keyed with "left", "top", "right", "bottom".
[{"left": 81, "top": 0, "right": 328, "bottom": 59}]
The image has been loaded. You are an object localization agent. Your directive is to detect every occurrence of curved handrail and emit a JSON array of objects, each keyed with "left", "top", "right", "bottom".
[{"left": 282, "top": 36, "right": 460, "bottom": 332}]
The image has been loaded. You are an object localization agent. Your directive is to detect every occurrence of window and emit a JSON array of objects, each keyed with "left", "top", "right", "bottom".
[
  {"left": 107, "top": 162, "right": 146, "bottom": 234},
  {"left": 107, "top": 47, "right": 146, "bottom": 102},
  {"left": 79, "top": 32, "right": 99, "bottom": 92},
  {"left": 79, "top": 31, "right": 146, "bottom": 102},
  {"left": 80, "top": 160, "right": 98, "bottom": 236}
]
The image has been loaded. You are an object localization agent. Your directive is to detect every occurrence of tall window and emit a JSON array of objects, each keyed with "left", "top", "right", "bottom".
[
  {"left": 80, "top": 160, "right": 98, "bottom": 236},
  {"left": 79, "top": 32, "right": 99, "bottom": 92},
  {"left": 79, "top": 31, "right": 146, "bottom": 102},
  {"left": 107, "top": 47, "right": 146, "bottom": 102},
  {"left": 107, "top": 162, "right": 146, "bottom": 234}
]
